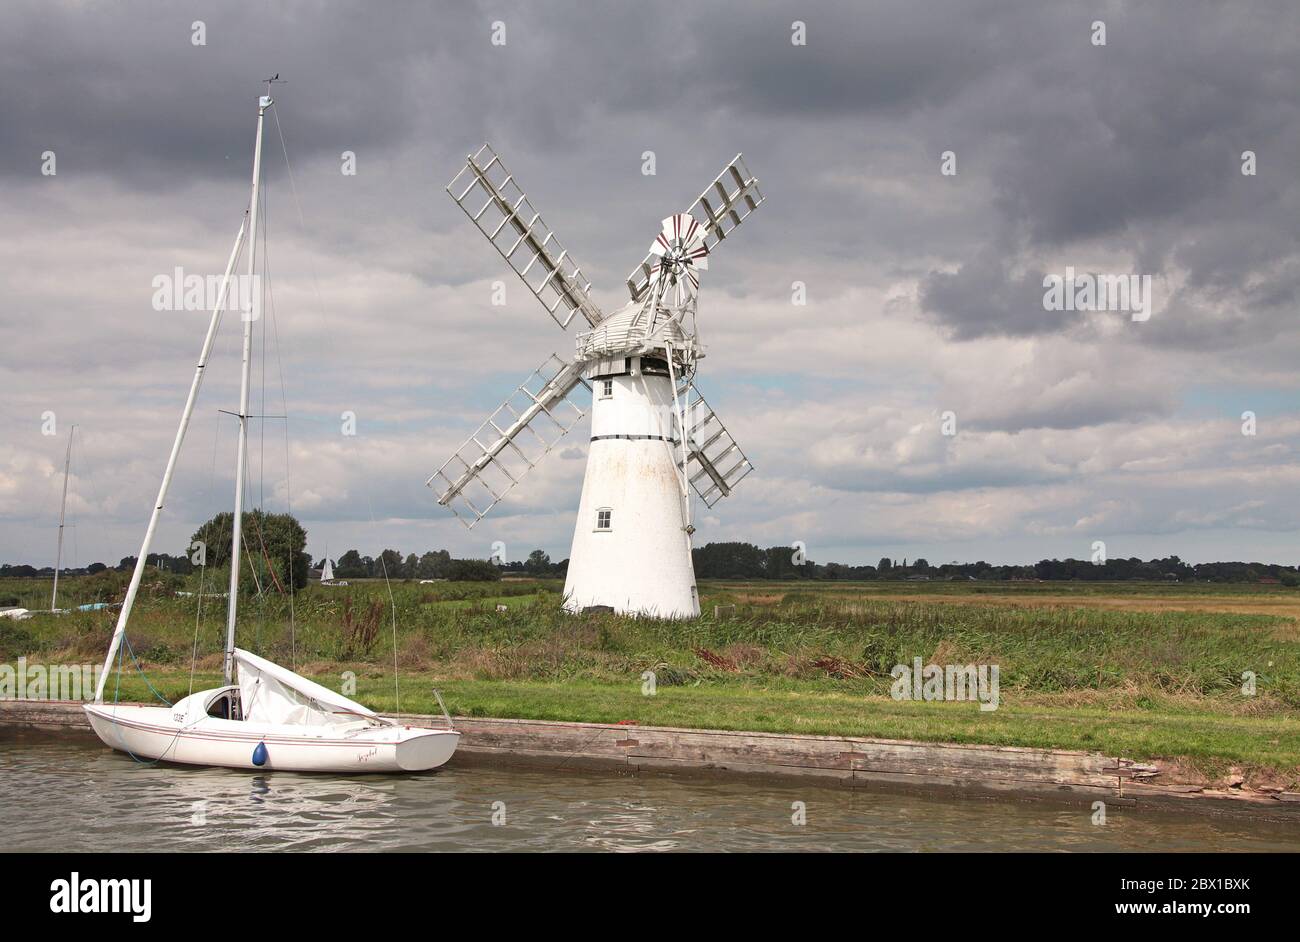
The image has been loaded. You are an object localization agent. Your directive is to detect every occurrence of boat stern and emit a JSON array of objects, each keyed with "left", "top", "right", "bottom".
[{"left": 394, "top": 728, "right": 460, "bottom": 771}]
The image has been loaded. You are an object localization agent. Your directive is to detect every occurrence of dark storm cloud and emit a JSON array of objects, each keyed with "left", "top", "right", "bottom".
[
  {"left": 919, "top": 249, "right": 1052, "bottom": 340},
  {"left": 910, "top": 1, "right": 1300, "bottom": 344},
  {"left": 3, "top": 0, "right": 1296, "bottom": 364},
  {"left": 14, "top": 0, "right": 1294, "bottom": 338},
  {"left": 628, "top": 0, "right": 1012, "bottom": 119},
  {"left": 0, "top": 1, "right": 474, "bottom": 185}
]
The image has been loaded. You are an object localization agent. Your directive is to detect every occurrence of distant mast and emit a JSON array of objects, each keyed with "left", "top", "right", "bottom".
[{"left": 51, "top": 425, "right": 76, "bottom": 610}]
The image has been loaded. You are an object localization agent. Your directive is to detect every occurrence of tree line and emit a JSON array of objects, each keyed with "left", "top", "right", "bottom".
[
  {"left": 5, "top": 527, "right": 1297, "bottom": 586},
  {"left": 329, "top": 547, "right": 563, "bottom": 581},
  {"left": 690, "top": 543, "right": 1300, "bottom": 585}
]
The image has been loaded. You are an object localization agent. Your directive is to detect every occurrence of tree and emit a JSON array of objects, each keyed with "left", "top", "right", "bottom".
[
  {"left": 336, "top": 549, "right": 366, "bottom": 578},
  {"left": 87, "top": 562, "right": 107, "bottom": 575},
  {"left": 446, "top": 558, "right": 501, "bottom": 581},
  {"left": 525, "top": 549, "right": 551, "bottom": 574},
  {"left": 417, "top": 550, "right": 451, "bottom": 579},
  {"left": 376, "top": 549, "right": 404, "bottom": 578},
  {"left": 763, "top": 545, "right": 809, "bottom": 580},
  {"left": 403, "top": 553, "right": 420, "bottom": 579},
  {"left": 190, "top": 509, "right": 309, "bottom": 590},
  {"left": 692, "top": 542, "right": 767, "bottom": 579},
  {"left": 878, "top": 557, "right": 892, "bottom": 572}
]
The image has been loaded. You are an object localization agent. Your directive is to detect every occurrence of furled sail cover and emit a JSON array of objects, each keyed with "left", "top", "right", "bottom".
[{"left": 235, "top": 648, "right": 382, "bottom": 727}]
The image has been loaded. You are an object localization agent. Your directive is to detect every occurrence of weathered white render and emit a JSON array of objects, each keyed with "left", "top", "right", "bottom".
[{"left": 563, "top": 364, "right": 699, "bottom": 617}]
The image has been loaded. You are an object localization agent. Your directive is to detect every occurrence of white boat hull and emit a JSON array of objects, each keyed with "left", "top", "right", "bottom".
[{"left": 84, "top": 703, "right": 460, "bottom": 773}]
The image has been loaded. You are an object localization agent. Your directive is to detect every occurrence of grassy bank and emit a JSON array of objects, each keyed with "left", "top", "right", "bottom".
[{"left": 3, "top": 576, "right": 1298, "bottom": 784}]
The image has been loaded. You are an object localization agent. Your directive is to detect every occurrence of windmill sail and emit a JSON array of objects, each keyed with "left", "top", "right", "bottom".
[
  {"left": 627, "top": 154, "right": 765, "bottom": 301},
  {"left": 428, "top": 354, "right": 589, "bottom": 527},
  {"left": 447, "top": 144, "right": 606, "bottom": 329},
  {"left": 677, "top": 383, "right": 753, "bottom": 508}
]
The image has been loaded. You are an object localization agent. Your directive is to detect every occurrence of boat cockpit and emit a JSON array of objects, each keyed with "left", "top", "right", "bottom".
[{"left": 205, "top": 687, "right": 243, "bottom": 721}]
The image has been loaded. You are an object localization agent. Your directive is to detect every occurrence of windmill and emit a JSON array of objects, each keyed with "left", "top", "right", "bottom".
[{"left": 429, "top": 145, "right": 764, "bottom": 618}]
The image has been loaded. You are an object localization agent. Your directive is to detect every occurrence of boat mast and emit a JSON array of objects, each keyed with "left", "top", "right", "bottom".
[
  {"left": 51, "top": 425, "right": 76, "bottom": 610},
  {"left": 91, "top": 220, "right": 248, "bottom": 703},
  {"left": 223, "top": 91, "right": 272, "bottom": 686}
]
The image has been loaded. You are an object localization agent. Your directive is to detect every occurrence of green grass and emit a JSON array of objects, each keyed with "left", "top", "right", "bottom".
[{"left": 3, "top": 574, "right": 1298, "bottom": 781}]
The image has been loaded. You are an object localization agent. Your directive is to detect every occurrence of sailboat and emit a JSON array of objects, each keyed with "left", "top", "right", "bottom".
[
  {"left": 84, "top": 89, "right": 459, "bottom": 773},
  {"left": 319, "top": 555, "right": 345, "bottom": 586}
]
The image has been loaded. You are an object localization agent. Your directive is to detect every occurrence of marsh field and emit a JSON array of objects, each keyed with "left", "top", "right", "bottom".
[{"left": 3, "top": 574, "right": 1298, "bottom": 787}]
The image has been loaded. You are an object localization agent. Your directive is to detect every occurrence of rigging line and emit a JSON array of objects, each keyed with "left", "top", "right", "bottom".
[
  {"left": 269, "top": 105, "right": 318, "bottom": 676},
  {"left": 237, "top": 406, "right": 286, "bottom": 600},
  {"left": 237, "top": 435, "right": 261, "bottom": 590},
  {"left": 263, "top": 223, "right": 299, "bottom": 671},
  {"left": 190, "top": 415, "right": 224, "bottom": 697},
  {"left": 240, "top": 525, "right": 265, "bottom": 653},
  {"left": 240, "top": 522, "right": 265, "bottom": 597},
  {"left": 123, "top": 631, "right": 173, "bottom": 706},
  {"left": 377, "top": 545, "right": 401, "bottom": 719},
  {"left": 185, "top": 237, "right": 244, "bottom": 691},
  {"left": 249, "top": 507, "right": 286, "bottom": 595},
  {"left": 270, "top": 104, "right": 330, "bottom": 342},
  {"left": 352, "top": 437, "right": 402, "bottom": 717},
  {"left": 238, "top": 448, "right": 276, "bottom": 655},
  {"left": 112, "top": 639, "right": 203, "bottom": 766},
  {"left": 258, "top": 180, "right": 270, "bottom": 511}
]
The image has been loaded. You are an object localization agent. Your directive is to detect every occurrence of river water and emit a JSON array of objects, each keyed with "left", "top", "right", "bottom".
[{"left": 3, "top": 737, "right": 1297, "bottom": 852}]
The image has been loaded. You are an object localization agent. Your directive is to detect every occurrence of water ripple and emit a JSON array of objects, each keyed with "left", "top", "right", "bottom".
[{"left": 2, "top": 739, "right": 1298, "bottom": 852}]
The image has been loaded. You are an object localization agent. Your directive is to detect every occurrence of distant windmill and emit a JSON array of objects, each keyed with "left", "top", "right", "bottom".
[{"left": 429, "top": 145, "right": 765, "bottom": 617}]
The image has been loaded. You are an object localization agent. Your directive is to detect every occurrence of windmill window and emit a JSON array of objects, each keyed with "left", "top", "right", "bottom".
[
  {"left": 595, "top": 508, "right": 612, "bottom": 531},
  {"left": 600, "top": 379, "right": 613, "bottom": 398}
]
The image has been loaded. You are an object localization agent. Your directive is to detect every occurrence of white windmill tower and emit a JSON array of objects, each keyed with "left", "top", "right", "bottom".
[{"left": 429, "top": 145, "right": 764, "bottom": 618}]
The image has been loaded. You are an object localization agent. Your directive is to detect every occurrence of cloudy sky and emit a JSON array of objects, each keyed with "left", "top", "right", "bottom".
[{"left": 2, "top": 0, "right": 1298, "bottom": 569}]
